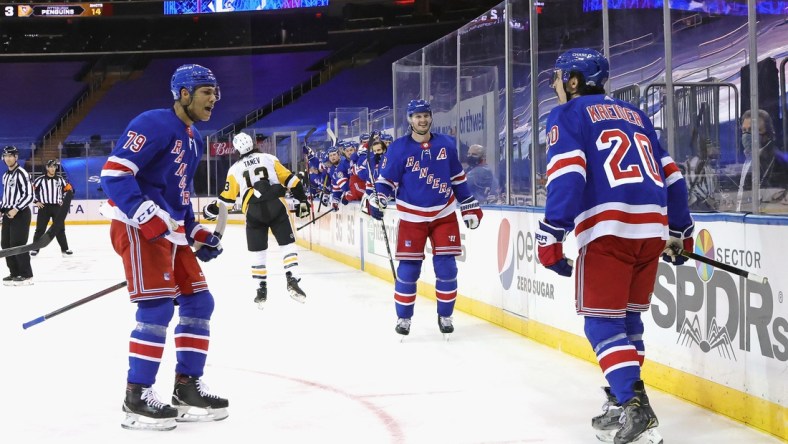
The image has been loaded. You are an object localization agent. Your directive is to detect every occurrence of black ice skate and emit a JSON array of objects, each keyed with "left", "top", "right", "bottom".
[
  {"left": 438, "top": 315, "right": 454, "bottom": 339},
  {"left": 172, "top": 374, "right": 229, "bottom": 422},
  {"left": 286, "top": 271, "right": 306, "bottom": 303},
  {"left": 613, "top": 381, "right": 663, "bottom": 444},
  {"left": 395, "top": 318, "right": 411, "bottom": 336},
  {"left": 121, "top": 383, "right": 178, "bottom": 431},
  {"left": 592, "top": 386, "right": 622, "bottom": 442},
  {"left": 254, "top": 281, "right": 267, "bottom": 310}
]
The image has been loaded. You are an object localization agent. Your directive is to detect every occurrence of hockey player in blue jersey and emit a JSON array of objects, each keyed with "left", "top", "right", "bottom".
[
  {"left": 101, "top": 64, "right": 228, "bottom": 430},
  {"left": 328, "top": 145, "right": 351, "bottom": 211},
  {"left": 369, "top": 99, "right": 484, "bottom": 337},
  {"left": 536, "top": 48, "right": 693, "bottom": 444}
]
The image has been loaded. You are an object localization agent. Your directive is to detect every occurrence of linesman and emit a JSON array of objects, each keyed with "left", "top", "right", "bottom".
[
  {"left": 32, "top": 158, "right": 74, "bottom": 257},
  {"left": 1, "top": 145, "right": 34, "bottom": 286}
]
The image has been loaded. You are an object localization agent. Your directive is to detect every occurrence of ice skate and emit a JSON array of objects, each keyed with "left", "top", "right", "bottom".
[
  {"left": 2, "top": 275, "right": 13, "bottom": 286},
  {"left": 614, "top": 381, "right": 662, "bottom": 444},
  {"left": 62, "top": 250, "right": 73, "bottom": 257},
  {"left": 438, "top": 315, "right": 454, "bottom": 339},
  {"left": 12, "top": 276, "right": 33, "bottom": 286},
  {"left": 592, "top": 386, "right": 622, "bottom": 442},
  {"left": 254, "top": 282, "right": 267, "bottom": 310},
  {"left": 395, "top": 318, "right": 411, "bottom": 341},
  {"left": 172, "top": 374, "right": 229, "bottom": 422},
  {"left": 286, "top": 271, "right": 306, "bottom": 303},
  {"left": 121, "top": 383, "right": 178, "bottom": 431}
]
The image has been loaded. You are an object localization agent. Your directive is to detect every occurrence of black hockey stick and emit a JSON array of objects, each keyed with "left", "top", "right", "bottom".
[
  {"left": 302, "top": 127, "right": 317, "bottom": 222},
  {"left": 679, "top": 249, "right": 768, "bottom": 284},
  {"left": 22, "top": 281, "right": 127, "bottom": 329},
  {"left": 0, "top": 190, "right": 73, "bottom": 259},
  {"left": 365, "top": 154, "right": 397, "bottom": 280},
  {"left": 296, "top": 207, "right": 335, "bottom": 231},
  {"left": 22, "top": 205, "right": 230, "bottom": 330}
]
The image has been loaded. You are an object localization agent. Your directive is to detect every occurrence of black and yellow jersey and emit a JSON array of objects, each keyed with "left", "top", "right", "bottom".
[{"left": 217, "top": 153, "right": 301, "bottom": 213}]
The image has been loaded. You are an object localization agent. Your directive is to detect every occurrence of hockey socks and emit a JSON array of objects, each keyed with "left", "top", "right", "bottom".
[
  {"left": 174, "top": 291, "right": 214, "bottom": 377},
  {"left": 128, "top": 299, "right": 174, "bottom": 385},
  {"left": 394, "top": 261, "right": 421, "bottom": 319},
  {"left": 433, "top": 255, "right": 458, "bottom": 318},
  {"left": 584, "top": 316, "right": 641, "bottom": 405}
]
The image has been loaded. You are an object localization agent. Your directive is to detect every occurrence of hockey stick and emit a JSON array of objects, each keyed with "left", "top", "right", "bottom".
[
  {"left": 0, "top": 190, "right": 74, "bottom": 259},
  {"left": 679, "top": 249, "right": 768, "bottom": 284},
  {"left": 22, "top": 281, "right": 127, "bottom": 329},
  {"left": 365, "top": 154, "right": 397, "bottom": 280},
  {"left": 22, "top": 206, "right": 230, "bottom": 330},
  {"left": 326, "top": 126, "right": 337, "bottom": 145},
  {"left": 316, "top": 173, "right": 330, "bottom": 213},
  {"left": 302, "top": 127, "right": 317, "bottom": 222},
  {"left": 296, "top": 207, "right": 335, "bottom": 231}
]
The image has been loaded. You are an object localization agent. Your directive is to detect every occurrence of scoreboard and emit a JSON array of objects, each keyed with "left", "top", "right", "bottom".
[{"left": 2, "top": 3, "right": 110, "bottom": 18}]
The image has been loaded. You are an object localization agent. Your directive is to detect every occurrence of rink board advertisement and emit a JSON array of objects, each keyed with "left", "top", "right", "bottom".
[{"left": 297, "top": 202, "right": 786, "bottom": 437}]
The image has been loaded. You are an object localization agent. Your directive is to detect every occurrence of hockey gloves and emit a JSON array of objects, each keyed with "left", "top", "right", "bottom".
[
  {"left": 662, "top": 223, "right": 694, "bottom": 266},
  {"left": 134, "top": 200, "right": 177, "bottom": 241},
  {"left": 188, "top": 224, "right": 223, "bottom": 262},
  {"left": 331, "top": 198, "right": 339, "bottom": 212},
  {"left": 202, "top": 201, "right": 220, "bottom": 221},
  {"left": 341, "top": 192, "right": 351, "bottom": 205},
  {"left": 460, "top": 198, "right": 483, "bottom": 229},
  {"left": 536, "top": 220, "right": 573, "bottom": 277},
  {"left": 295, "top": 201, "right": 310, "bottom": 219},
  {"left": 367, "top": 194, "right": 387, "bottom": 220},
  {"left": 320, "top": 193, "right": 331, "bottom": 208}
]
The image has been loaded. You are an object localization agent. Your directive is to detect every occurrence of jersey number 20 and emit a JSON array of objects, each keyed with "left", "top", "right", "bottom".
[{"left": 597, "top": 129, "right": 663, "bottom": 188}]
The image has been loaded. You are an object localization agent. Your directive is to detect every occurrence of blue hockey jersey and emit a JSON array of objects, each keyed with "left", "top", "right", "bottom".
[
  {"left": 375, "top": 133, "right": 472, "bottom": 223},
  {"left": 100, "top": 108, "right": 203, "bottom": 245},
  {"left": 544, "top": 94, "right": 692, "bottom": 249}
]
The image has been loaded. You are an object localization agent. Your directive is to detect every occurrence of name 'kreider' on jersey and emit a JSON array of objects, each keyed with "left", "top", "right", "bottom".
[
  {"left": 544, "top": 94, "right": 692, "bottom": 249},
  {"left": 100, "top": 108, "right": 203, "bottom": 244},
  {"left": 375, "top": 133, "right": 473, "bottom": 223}
]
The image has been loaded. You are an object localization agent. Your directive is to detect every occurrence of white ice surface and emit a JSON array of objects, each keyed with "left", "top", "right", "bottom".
[{"left": 0, "top": 225, "right": 782, "bottom": 444}]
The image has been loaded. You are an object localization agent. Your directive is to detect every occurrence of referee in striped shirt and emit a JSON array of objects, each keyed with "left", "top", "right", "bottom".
[
  {"left": 32, "top": 159, "right": 73, "bottom": 257},
  {"left": 1, "top": 145, "right": 34, "bottom": 285}
]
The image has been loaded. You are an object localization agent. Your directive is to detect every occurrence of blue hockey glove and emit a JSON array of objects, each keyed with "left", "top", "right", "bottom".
[
  {"left": 195, "top": 245, "right": 223, "bottom": 262},
  {"left": 536, "top": 220, "right": 573, "bottom": 277},
  {"left": 367, "top": 194, "right": 386, "bottom": 220},
  {"left": 662, "top": 223, "right": 694, "bottom": 266}
]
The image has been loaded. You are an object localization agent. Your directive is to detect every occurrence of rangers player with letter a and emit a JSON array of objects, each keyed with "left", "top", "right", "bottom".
[
  {"left": 368, "top": 99, "right": 483, "bottom": 337},
  {"left": 101, "top": 64, "right": 228, "bottom": 431},
  {"left": 536, "top": 48, "right": 693, "bottom": 444}
]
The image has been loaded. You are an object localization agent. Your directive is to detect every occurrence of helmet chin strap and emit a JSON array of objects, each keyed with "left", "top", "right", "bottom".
[{"left": 177, "top": 90, "right": 197, "bottom": 124}]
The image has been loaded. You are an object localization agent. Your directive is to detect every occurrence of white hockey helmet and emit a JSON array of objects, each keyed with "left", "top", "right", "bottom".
[{"left": 233, "top": 132, "right": 255, "bottom": 155}]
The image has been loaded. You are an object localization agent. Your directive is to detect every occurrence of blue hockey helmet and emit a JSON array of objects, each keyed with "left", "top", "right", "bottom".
[
  {"left": 171, "top": 64, "right": 220, "bottom": 101},
  {"left": 318, "top": 150, "right": 328, "bottom": 163},
  {"left": 554, "top": 48, "right": 609, "bottom": 87},
  {"left": 380, "top": 133, "right": 394, "bottom": 143},
  {"left": 407, "top": 99, "right": 432, "bottom": 116},
  {"left": 327, "top": 145, "right": 340, "bottom": 155},
  {"left": 360, "top": 133, "right": 370, "bottom": 142}
]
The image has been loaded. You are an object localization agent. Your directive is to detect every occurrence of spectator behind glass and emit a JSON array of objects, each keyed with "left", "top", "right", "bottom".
[
  {"left": 465, "top": 144, "right": 499, "bottom": 204},
  {"left": 736, "top": 109, "right": 788, "bottom": 211}
]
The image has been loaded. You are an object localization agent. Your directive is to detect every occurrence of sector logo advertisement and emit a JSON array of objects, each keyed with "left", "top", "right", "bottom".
[
  {"left": 652, "top": 228, "right": 787, "bottom": 362},
  {"left": 497, "top": 218, "right": 515, "bottom": 290}
]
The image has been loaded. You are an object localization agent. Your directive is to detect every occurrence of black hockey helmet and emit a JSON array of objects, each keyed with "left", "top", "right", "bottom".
[
  {"left": 2, "top": 145, "right": 19, "bottom": 156},
  {"left": 46, "top": 158, "right": 60, "bottom": 168}
]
